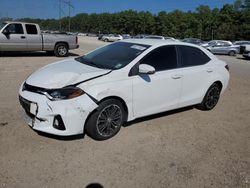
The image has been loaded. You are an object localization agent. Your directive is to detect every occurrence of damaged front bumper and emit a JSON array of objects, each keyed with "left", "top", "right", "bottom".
[{"left": 19, "top": 88, "right": 98, "bottom": 136}]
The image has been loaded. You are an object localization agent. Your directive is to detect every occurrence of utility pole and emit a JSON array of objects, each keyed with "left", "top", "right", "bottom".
[
  {"left": 63, "top": 0, "right": 73, "bottom": 32},
  {"left": 59, "top": 0, "right": 62, "bottom": 31},
  {"left": 211, "top": 28, "right": 214, "bottom": 40},
  {"left": 59, "top": 0, "right": 73, "bottom": 32}
]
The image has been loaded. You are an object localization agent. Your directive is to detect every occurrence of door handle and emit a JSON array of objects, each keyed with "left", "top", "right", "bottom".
[
  {"left": 206, "top": 68, "right": 213, "bottom": 73},
  {"left": 171, "top": 74, "right": 183, "bottom": 79},
  {"left": 21, "top": 36, "right": 26, "bottom": 39}
]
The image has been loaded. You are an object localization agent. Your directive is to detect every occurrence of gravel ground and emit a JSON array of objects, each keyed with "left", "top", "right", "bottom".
[{"left": 0, "top": 36, "right": 249, "bottom": 188}]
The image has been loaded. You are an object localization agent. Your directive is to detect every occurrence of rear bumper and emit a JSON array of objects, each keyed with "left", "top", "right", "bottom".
[{"left": 69, "top": 44, "right": 79, "bottom": 50}]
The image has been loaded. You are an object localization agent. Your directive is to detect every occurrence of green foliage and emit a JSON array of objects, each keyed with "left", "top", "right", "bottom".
[{"left": 14, "top": 0, "right": 250, "bottom": 40}]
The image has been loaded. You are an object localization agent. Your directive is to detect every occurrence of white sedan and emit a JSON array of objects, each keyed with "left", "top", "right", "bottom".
[{"left": 19, "top": 39, "right": 230, "bottom": 140}]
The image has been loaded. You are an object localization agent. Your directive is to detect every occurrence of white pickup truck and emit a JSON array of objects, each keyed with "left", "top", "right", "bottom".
[{"left": 0, "top": 21, "right": 79, "bottom": 57}]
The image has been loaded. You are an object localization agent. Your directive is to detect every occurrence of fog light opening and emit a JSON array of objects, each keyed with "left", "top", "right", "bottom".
[{"left": 53, "top": 115, "right": 66, "bottom": 130}]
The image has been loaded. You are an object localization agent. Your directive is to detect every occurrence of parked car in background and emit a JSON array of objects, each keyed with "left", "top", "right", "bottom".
[
  {"left": 206, "top": 41, "right": 239, "bottom": 56},
  {"left": 133, "top": 34, "right": 148, "bottom": 39},
  {"left": 233, "top": 41, "right": 250, "bottom": 46},
  {"left": 242, "top": 44, "right": 250, "bottom": 59},
  {"left": 78, "top": 33, "right": 87, "bottom": 36},
  {"left": 0, "top": 21, "right": 79, "bottom": 57},
  {"left": 201, "top": 40, "right": 232, "bottom": 48},
  {"left": 243, "top": 49, "right": 250, "bottom": 59},
  {"left": 165, "top": 37, "right": 176, "bottom": 41},
  {"left": 122, "top": 34, "right": 131, "bottom": 39},
  {"left": 98, "top": 34, "right": 105, "bottom": 40},
  {"left": 234, "top": 41, "right": 250, "bottom": 53},
  {"left": 182, "top": 38, "right": 204, "bottom": 45},
  {"left": 144, "top": 35, "right": 165, "bottom": 40},
  {"left": 19, "top": 39, "right": 229, "bottom": 140},
  {"left": 102, "top": 34, "right": 123, "bottom": 42}
]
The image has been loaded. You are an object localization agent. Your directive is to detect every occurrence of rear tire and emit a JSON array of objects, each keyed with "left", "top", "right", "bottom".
[
  {"left": 54, "top": 43, "right": 69, "bottom": 57},
  {"left": 229, "top": 51, "right": 236, "bottom": 56},
  {"left": 85, "top": 99, "right": 126, "bottom": 141},
  {"left": 197, "top": 83, "right": 221, "bottom": 111},
  {"left": 104, "top": 38, "right": 108, "bottom": 42}
]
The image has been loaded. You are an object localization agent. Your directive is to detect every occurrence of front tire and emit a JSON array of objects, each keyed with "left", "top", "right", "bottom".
[
  {"left": 197, "top": 83, "right": 221, "bottom": 111},
  {"left": 85, "top": 99, "right": 126, "bottom": 141},
  {"left": 229, "top": 50, "right": 236, "bottom": 56},
  {"left": 54, "top": 43, "right": 69, "bottom": 57}
]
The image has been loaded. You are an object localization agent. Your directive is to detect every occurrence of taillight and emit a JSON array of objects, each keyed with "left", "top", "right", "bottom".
[
  {"left": 76, "top": 36, "right": 78, "bottom": 44},
  {"left": 225, "top": 64, "right": 229, "bottom": 71}
]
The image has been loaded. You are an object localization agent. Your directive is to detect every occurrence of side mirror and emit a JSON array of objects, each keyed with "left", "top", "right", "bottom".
[
  {"left": 2, "top": 29, "right": 10, "bottom": 35},
  {"left": 138, "top": 64, "right": 155, "bottom": 75}
]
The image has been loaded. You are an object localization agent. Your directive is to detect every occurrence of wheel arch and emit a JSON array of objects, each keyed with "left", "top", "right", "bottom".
[
  {"left": 213, "top": 80, "right": 223, "bottom": 91},
  {"left": 83, "top": 95, "right": 129, "bottom": 132},
  {"left": 54, "top": 41, "right": 69, "bottom": 49},
  {"left": 200, "top": 79, "right": 223, "bottom": 103},
  {"left": 97, "top": 96, "right": 129, "bottom": 121}
]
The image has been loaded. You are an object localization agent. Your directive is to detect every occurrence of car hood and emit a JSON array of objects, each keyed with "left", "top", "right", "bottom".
[{"left": 26, "top": 58, "right": 111, "bottom": 89}]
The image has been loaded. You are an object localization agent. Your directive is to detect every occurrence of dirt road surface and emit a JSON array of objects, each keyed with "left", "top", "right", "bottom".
[{"left": 0, "top": 37, "right": 249, "bottom": 188}]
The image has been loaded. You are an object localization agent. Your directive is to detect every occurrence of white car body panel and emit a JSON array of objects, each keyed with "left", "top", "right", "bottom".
[
  {"left": 19, "top": 39, "right": 230, "bottom": 136},
  {"left": 26, "top": 58, "right": 110, "bottom": 88},
  {"left": 132, "top": 69, "right": 182, "bottom": 117}
]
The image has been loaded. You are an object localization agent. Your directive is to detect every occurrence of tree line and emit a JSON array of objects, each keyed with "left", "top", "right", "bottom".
[{"left": 2, "top": 0, "right": 250, "bottom": 41}]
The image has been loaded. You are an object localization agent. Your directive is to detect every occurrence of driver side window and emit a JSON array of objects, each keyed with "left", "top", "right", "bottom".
[
  {"left": 5, "top": 24, "right": 24, "bottom": 34},
  {"left": 140, "top": 45, "right": 177, "bottom": 72}
]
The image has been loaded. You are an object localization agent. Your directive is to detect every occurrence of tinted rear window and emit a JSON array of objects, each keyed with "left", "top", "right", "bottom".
[
  {"left": 177, "top": 46, "right": 210, "bottom": 67},
  {"left": 25, "top": 24, "right": 38, "bottom": 34}
]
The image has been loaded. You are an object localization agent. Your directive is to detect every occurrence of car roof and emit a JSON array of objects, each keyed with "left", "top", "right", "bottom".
[
  {"left": 121, "top": 39, "right": 200, "bottom": 48},
  {"left": 4, "top": 21, "right": 38, "bottom": 25}
]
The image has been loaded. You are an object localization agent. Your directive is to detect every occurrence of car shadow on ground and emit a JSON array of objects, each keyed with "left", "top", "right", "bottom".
[
  {"left": 124, "top": 106, "right": 194, "bottom": 127},
  {"left": 85, "top": 183, "right": 104, "bottom": 188},
  {"left": 35, "top": 106, "right": 194, "bottom": 141},
  {"left": 236, "top": 56, "right": 249, "bottom": 61},
  {"left": 36, "top": 130, "right": 85, "bottom": 141},
  {"left": 0, "top": 51, "right": 79, "bottom": 57}
]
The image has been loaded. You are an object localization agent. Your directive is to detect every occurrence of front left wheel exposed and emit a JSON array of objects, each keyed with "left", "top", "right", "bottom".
[
  {"left": 85, "top": 99, "right": 126, "bottom": 141},
  {"left": 197, "top": 83, "right": 221, "bottom": 111}
]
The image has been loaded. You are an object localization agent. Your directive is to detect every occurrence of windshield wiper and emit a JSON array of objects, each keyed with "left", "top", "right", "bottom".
[{"left": 75, "top": 57, "right": 114, "bottom": 70}]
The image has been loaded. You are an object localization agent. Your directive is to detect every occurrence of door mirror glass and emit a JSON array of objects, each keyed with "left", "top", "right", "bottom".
[{"left": 139, "top": 64, "right": 155, "bottom": 74}]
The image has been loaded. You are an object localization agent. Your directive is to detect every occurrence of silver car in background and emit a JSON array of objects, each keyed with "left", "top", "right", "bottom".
[
  {"left": 102, "top": 34, "right": 123, "bottom": 42},
  {"left": 206, "top": 41, "right": 239, "bottom": 56}
]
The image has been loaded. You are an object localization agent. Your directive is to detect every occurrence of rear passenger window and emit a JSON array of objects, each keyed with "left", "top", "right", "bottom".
[
  {"left": 25, "top": 24, "right": 38, "bottom": 34},
  {"left": 141, "top": 46, "right": 177, "bottom": 71},
  {"left": 177, "top": 46, "right": 210, "bottom": 67}
]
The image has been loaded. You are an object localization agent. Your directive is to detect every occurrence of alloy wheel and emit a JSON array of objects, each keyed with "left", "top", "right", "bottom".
[{"left": 96, "top": 104, "right": 123, "bottom": 137}]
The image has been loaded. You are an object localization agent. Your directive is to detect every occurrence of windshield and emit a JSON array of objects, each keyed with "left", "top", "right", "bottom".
[
  {"left": 0, "top": 22, "right": 7, "bottom": 30},
  {"left": 75, "top": 42, "right": 150, "bottom": 70}
]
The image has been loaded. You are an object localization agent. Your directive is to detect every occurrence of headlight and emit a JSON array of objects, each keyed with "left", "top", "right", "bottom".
[{"left": 47, "top": 87, "right": 84, "bottom": 101}]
